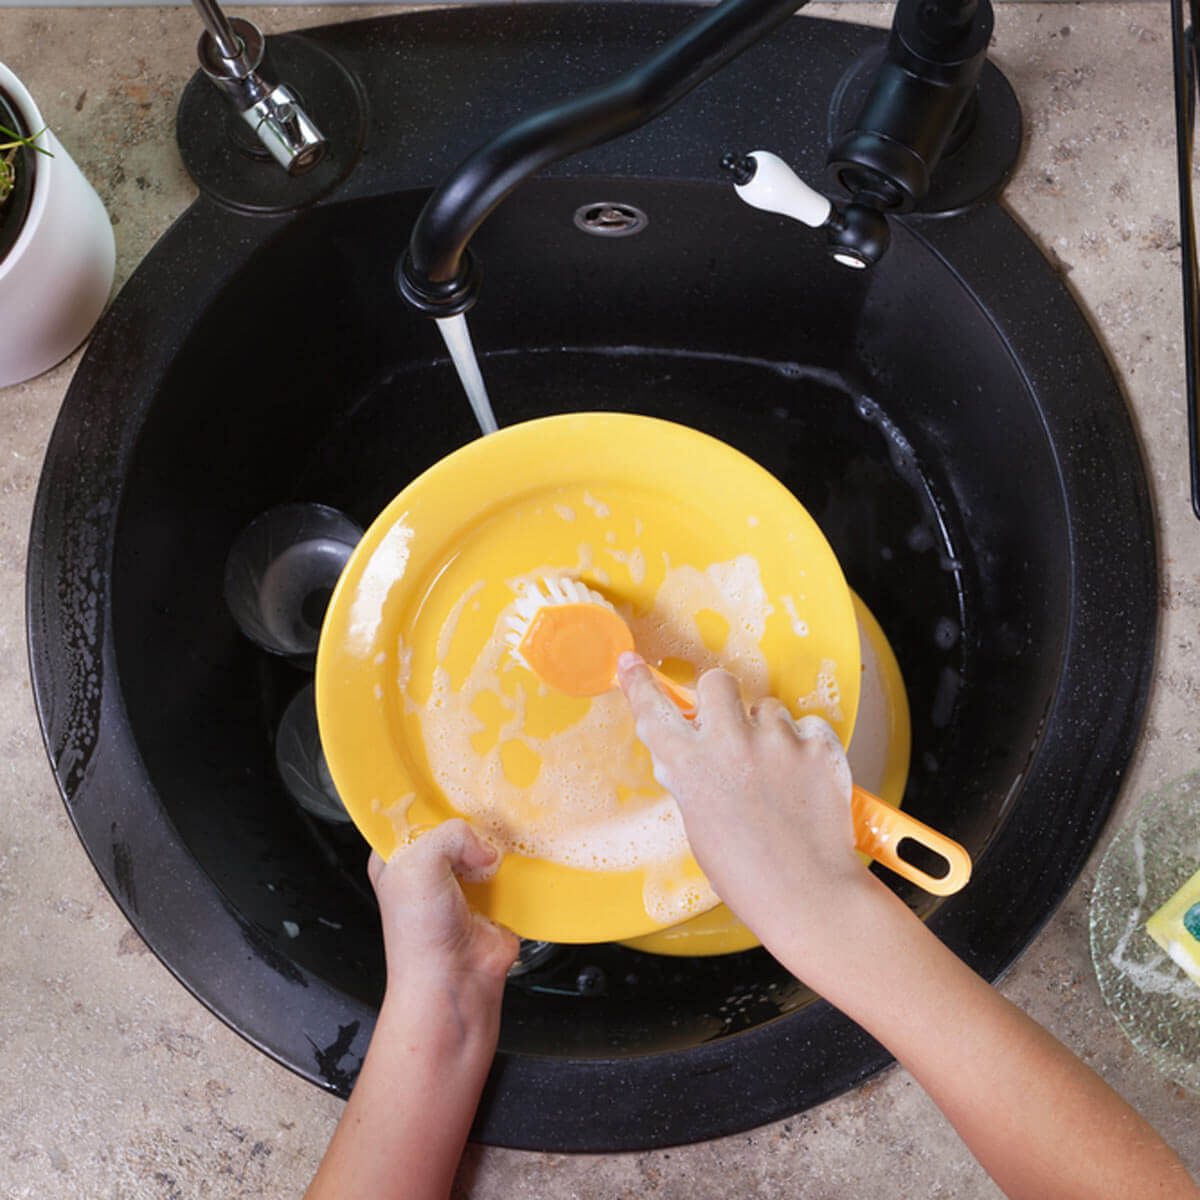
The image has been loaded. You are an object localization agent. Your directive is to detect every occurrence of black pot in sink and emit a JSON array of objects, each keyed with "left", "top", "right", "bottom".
[{"left": 26, "top": 7, "right": 1155, "bottom": 1150}]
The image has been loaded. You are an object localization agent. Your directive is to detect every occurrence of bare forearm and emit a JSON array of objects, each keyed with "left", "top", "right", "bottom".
[
  {"left": 764, "top": 876, "right": 1197, "bottom": 1200},
  {"left": 306, "top": 984, "right": 500, "bottom": 1200}
]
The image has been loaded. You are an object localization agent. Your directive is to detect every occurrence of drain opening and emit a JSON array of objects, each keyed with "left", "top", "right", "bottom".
[{"left": 573, "top": 202, "right": 649, "bottom": 238}]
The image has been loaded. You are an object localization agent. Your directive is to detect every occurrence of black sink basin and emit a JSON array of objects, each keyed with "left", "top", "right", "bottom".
[{"left": 27, "top": 6, "right": 1156, "bottom": 1151}]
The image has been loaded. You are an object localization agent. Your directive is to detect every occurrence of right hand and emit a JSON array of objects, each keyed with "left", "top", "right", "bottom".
[{"left": 617, "top": 651, "right": 870, "bottom": 951}]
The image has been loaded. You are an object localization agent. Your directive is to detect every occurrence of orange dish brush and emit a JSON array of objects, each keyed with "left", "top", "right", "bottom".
[
  {"left": 505, "top": 576, "right": 696, "bottom": 716},
  {"left": 505, "top": 575, "right": 973, "bottom": 897}
]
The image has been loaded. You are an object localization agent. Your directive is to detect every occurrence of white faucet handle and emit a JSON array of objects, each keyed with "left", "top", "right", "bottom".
[{"left": 732, "top": 150, "right": 832, "bottom": 229}]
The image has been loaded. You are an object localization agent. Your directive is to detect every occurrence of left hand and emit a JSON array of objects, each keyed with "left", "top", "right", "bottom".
[{"left": 369, "top": 819, "right": 519, "bottom": 1004}]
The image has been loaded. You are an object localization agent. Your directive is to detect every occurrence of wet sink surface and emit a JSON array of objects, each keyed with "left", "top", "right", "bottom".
[{"left": 27, "top": 8, "right": 1156, "bottom": 1150}]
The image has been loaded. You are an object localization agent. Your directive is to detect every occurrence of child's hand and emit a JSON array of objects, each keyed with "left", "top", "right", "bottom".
[
  {"left": 310, "top": 825, "right": 518, "bottom": 1200},
  {"left": 368, "top": 820, "right": 519, "bottom": 1006},
  {"left": 618, "top": 652, "right": 869, "bottom": 951}
]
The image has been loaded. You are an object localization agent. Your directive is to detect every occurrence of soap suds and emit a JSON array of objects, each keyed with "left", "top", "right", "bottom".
[
  {"left": 781, "top": 595, "right": 809, "bottom": 638},
  {"left": 408, "top": 554, "right": 787, "bottom": 921},
  {"left": 348, "top": 523, "right": 413, "bottom": 656},
  {"left": 628, "top": 555, "right": 774, "bottom": 699},
  {"left": 582, "top": 491, "right": 611, "bottom": 518},
  {"left": 642, "top": 854, "right": 720, "bottom": 926},
  {"left": 796, "top": 659, "right": 844, "bottom": 724},
  {"left": 606, "top": 545, "right": 647, "bottom": 586}
]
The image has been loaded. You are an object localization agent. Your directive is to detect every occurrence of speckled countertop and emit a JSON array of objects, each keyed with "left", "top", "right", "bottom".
[{"left": 1, "top": 4, "right": 1199, "bottom": 1197}]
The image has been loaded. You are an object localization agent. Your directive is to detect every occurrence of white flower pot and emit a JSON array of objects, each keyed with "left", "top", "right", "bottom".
[{"left": 0, "top": 62, "right": 115, "bottom": 388}]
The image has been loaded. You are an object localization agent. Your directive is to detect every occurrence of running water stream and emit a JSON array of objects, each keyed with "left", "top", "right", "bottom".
[{"left": 436, "top": 313, "right": 499, "bottom": 435}]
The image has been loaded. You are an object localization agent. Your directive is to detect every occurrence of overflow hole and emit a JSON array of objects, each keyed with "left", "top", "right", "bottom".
[{"left": 573, "top": 202, "right": 649, "bottom": 238}]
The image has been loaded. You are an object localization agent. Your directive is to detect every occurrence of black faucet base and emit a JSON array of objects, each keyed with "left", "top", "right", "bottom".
[{"left": 827, "top": 42, "right": 1022, "bottom": 216}]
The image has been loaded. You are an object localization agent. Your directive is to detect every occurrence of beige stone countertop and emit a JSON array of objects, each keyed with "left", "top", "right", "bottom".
[{"left": 2, "top": 4, "right": 1199, "bottom": 1197}]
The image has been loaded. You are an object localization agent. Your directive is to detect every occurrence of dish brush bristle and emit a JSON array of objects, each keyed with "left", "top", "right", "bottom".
[{"left": 504, "top": 575, "right": 615, "bottom": 666}]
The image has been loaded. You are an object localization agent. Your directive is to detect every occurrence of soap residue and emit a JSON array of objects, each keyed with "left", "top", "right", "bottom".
[
  {"left": 606, "top": 545, "right": 647, "bottom": 586},
  {"left": 642, "top": 855, "right": 719, "bottom": 925},
  {"left": 348, "top": 523, "right": 414, "bottom": 657},
  {"left": 796, "top": 659, "right": 844, "bottom": 724},
  {"left": 781, "top": 594, "right": 809, "bottom": 638},
  {"left": 582, "top": 490, "right": 611, "bottom": 518},
  {"left": 406, "top": 553, "right": 782, "bottom": 925},
  {"left": 627, "top": 555, "right": 773, "bottom": 697}
]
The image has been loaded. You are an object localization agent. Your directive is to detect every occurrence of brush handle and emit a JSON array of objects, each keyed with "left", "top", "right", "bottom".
[
  {"left": 653, "top": 674, "right": 969, "bottom": 896},
  {"left": 852, "top": 786, "right": 972, "bottom": 896},
  {"left": 651, "top": 666, "right": 698, "bottom": 719}
]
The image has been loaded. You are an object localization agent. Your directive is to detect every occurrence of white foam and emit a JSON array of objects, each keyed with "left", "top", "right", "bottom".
[
  {"left": 383, "top": 793, "right": 417, "bottom": 844},
  {"left": 629, "top": 555, "right": 773, "bottom": 700},
  {"left": 793, "top": 715, "right": 852, "bottom": 798},
  {"left": 582, "top": 490, "right": 611, "bottom": 518},
  {"left": 396, "top": 638, "right": 413, "bottom": 694},
  {"left": 347, "top": 523, "right": 414, "bottom": 657},
  {"left": 642, "top": 854, "right": 720, "bottom": 926},
  {"left": 781, "top": 595, "right": 809, "bottom": 638},
  {"left": 554, "top": 504, "right": 577, "bottom": 522},
  {"left": 606, "top": 545, "right": 647, "bottom": 585},
  {"left": 796, "top": 659, "right": 844, "bottom": 724}
]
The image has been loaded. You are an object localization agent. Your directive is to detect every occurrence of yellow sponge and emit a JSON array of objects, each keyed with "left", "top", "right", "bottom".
[{"left": 1146, "top": 865, "right": 1200, "bottom": 988}]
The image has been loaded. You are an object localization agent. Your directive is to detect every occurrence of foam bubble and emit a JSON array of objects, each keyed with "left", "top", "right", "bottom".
[
  {"left": 582, "top": 491, "right": 611, "bottom": 518},
  {"left": 781, "top": 595, "right": 809, "bottom": 638},
  {"left": 796, "top": 659, "right": 843, "bottom": 724},
  {"left": 347, "top": 523, "right": 413, "bottom": 656},
  {"left": 396, "top": 638, "right": 413, "bottom": 693},
  {"left": 629, "top": 555, "right": 772, "bottom": 699},
  {"left": 606, "top": 545, "right": 647, "bottom": 586},
  {"left": 384, "top": 793, "right": 418, "bottom": 845},
  {"left": 642, "top": 854, "right": 720, "bottom": 926}
]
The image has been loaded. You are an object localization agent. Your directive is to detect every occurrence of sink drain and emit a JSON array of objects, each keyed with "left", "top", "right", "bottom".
[{"left": 573, "top": 201, "right": 649, "bottom": 238}]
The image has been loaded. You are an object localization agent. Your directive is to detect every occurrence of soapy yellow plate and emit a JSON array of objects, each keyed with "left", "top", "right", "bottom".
[{"left": 315, "top": 413, "right": 861, "bottom": 944}]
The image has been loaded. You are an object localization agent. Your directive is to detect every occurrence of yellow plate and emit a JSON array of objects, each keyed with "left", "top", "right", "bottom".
[
  {"left": 315, "top": 413, "right": 861, "bottom": 944},
  {"left": 619, "top": 592, "right": 911, "bottom": 956}
]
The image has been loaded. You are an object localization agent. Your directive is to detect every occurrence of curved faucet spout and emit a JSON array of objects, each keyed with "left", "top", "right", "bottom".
[{"left": 399, "top": 0, "right": 810, "bottom": 316}]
